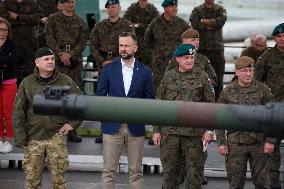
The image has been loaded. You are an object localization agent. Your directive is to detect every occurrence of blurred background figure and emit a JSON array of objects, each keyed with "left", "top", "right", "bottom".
[
  {"left": 190, "top": 0, "right": 227, "bottom": 99},
  {"left": 123, "top": 0, "right": 159, "bottom": 67},
  {"left": 45, "top": 0, "right": 89, "bottom": 142},
  {"left": 243, "top": 32, "right": 258, "bottom": 48},
  {"left": 37, "top": 0, "right": 58, "bottom": 48},
  {"left": 241, "top": 34, "right": 268, "bottom": 62},
  {"left": 0, "top": 17, "right": 17, "bottom": 153},
  {"left": 0, "top": 0, "right": 43, "bottom": 83}
]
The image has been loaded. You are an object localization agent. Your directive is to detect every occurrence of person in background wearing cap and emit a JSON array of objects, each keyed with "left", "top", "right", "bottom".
[
  {"left": 90, "top": 0, "right": 134, "bottom": 75},
  {"left": 0, "top": 0, "right": 43, "bottom": 82},
  {"left": 123, "top": 0, "right": 159, "bottom": 67},
  {"left": 165, "top": 28, "right": 217, "bottom": 185},
  {"left": 90, "top": 0, "right": 134, "bottom": 144},
  {"left": 241, "top": 34, "right": 268, "bottom": 62},
  {"left": 166, "top": 28, "right": 217, "bottom": 87},
  {"left": 12, "top": 47, "right": 82, "bottom": 189},
  {"left": 152, "top": 44, "right": 215, "bottom": 189},
  {"left": 216, "top": 56, "right": 275, "bottom": 189},
  {"left": 144, "top": 0, "right": 190, "bottom": 92},
  {"left": 255, "top": 23, "right": 284, "bottom": 189},
  {"left": 96, "top": 32, "right": 154, "bottom": 189},
  {"left": 190, "top": 0, "right": 227, "bottom": 99},
  {"left": 45, "top": 0, "right": 88, "bottom": 142}
]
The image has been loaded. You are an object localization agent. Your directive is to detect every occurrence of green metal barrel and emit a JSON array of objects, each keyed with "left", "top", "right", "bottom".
[{"left": 33, "top": 92, "right": 284, "bottom": 137}]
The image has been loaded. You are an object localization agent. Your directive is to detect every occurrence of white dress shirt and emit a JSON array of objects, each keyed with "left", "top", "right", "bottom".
[{"left": 121, "top": 58, "right": 135, "bottom": 96}]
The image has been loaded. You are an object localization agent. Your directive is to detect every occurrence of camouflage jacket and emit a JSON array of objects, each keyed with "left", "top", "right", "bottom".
[
  {"left": 12, "top": 68, "right": 82, "bottom": 147},
  {"left": 216, "top": 80, "right": 275, "bottom": 146},
  {"left": 45, "top": 11, "right": 88, "bottom": 61},
  {"left": 37, "top": 0, "right": 57, "bottom": 17},
  {"left": 255, "top": 45, "right": 284, "bottom": 101},
  {"left": 144, "top": 14, "right": 190, "bottom": 66},
  {"left": 123, "top": 2, "right": 159, "bottom": 45},
  {"left": 166, "top": 52, "right": 217, "bottom": 87},
  {"left": 240, "top": 46, "right": 268, "bottom": 62},
  {"left": 153, "top": 68, "right": 215, "bottom": 136},
  {"left": 0, "top": 0, "right": 42, "bottom": 38},
  {"left": 189, "top": 3, "right": 227, "bottom": 50},
  {"left": 90, "top": 17, "right": 134, "bottom": 66}
]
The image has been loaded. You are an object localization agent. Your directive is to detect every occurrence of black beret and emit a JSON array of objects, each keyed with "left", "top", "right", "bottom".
[
  {"left": 35, "top": 47, "right": 54, "bottom": 59},
  {"left": 272, "top": 23, "right": 284, "bottom": 36},
  {"left": 105, "top": 0, "right": 120, "bottom": 8}
]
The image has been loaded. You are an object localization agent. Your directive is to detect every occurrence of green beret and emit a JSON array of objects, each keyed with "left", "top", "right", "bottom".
[
  {"left": 161, "top": 0, "right": 178, "bottom": 7},
  {"left": 235, "top": 56, "right": 254, "bottom": 70},
  {"left": 173, "top": 44, "right": 196, "bottom": 57},
  {"left": 272, "top": 23, "right": 284, "bottom": 36},
  {"left": 181, "top": 29, "right": 199, "bottom": 39},
  {"left": 105, "top": 0, "right": 120, "bottom": 8},
  {"left": 35, "top": 47, "right": 53, "bottom": 59}
]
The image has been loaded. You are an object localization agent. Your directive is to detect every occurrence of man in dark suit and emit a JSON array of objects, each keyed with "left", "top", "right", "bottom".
[{"left": 96, "top": 32, "right": 154, "bottom": 189}]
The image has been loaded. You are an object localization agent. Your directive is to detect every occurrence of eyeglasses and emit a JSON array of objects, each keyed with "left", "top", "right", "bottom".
[
  {"left": 0, "top": 28, "right": 8, "bottom": 33},
  {"left": 238, "top": 68, "right": 254, "bottom": 73}
]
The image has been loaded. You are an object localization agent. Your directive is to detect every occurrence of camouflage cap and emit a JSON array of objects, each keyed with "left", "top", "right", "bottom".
[
  {"left": 105, "top": 0, "right": 120, "bottom": 8},
  {"left": 181, "top": 29, "right": 199, "bottom": 39},
  {"left": 173, "top": 44, "right": 196, "bottom": 57},
  {"left": 161, "top": 0, "right": 178, "bottom": 7},
  {"left": 35, "top": 47, "right": 53, "bottom": 59},
  {"left": 235, "top": 56, "right": 254, "bottom": 70},
  {"left": 272, "top": 23, "right": 284, "bottom": 36}
]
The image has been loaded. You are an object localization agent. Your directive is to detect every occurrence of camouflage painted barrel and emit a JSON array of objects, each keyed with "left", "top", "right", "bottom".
[{"left": 33, "top": 94, "right": 284, "bottom": 137}]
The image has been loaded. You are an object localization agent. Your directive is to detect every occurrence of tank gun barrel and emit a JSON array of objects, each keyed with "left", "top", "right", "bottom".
[{"left": 32, "top": 86, "right": 284, "bottom": 138}]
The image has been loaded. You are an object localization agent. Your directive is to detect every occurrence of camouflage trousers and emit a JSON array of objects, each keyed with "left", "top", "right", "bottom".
[
  {"left": 177, "top": 150, "right": 207, "bottom": 185},
  {"left": 57, "top": 62, "right": 83, "bottom": 90},
  {"left": 160, "top": 134, "right": 203, "bottom": 189},
  {"left": 270, "top": 139, "right": 281, "bottom": 188},
  {"left": 225, "top": 142, "right": 270, "bottom": 189},
  {"left": 199, "top": 50, "right": 225, "bottom": 99},
  {"left": 23, "top": 133, "right": 69, "bottom": 189}
]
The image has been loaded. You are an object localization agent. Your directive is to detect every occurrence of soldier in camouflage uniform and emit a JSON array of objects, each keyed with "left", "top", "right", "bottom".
[
  {"left": 216, "top": 56, "right": 275, "bottom": 189},
  {"left": 12, "top": 47, "right": 81, "bottom": 189},
  {"left": 255, "top": 23, "right": 284, "bottom": 189},
  {"left": 166, "top": 29, "right": 217, "bottom": 185},
  {"left": 90, "top": 0, "right": 134, "bottom": 75},
  {"left": 240, "top": 34, "right": 268, "bottom": 62},
  {"left": 144, "top": 0, "right": 190, "bottom": 92},
  {"left": 190, "top": 0, "right": 227, "bottom": 99},
  {"left": 37, "top": 0, "right": 58, "bottom": 48},
  {"left": 45, "top": 0, "right": 88, "bottom": 90},
  {"left": 152, "top": 44, "right": 215, "bottom": 189},
  {"left": 123, "top": 0, "right": 159, "bottom": 67},
  {"left": 1, "top": 0, "right": 43, "bottom": 80},
  {"left": 45, "top": 0, "right": 88, "bottom": 142}
]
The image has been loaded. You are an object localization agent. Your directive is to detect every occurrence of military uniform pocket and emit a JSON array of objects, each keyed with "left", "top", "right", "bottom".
[{"left": 165, "top": 84, "right": 178, "bottom": 100}]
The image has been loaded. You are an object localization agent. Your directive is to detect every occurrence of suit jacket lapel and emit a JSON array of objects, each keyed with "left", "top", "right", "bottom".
[{"left": 127, "top": 61, "right": 139, "bottom": 97}]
